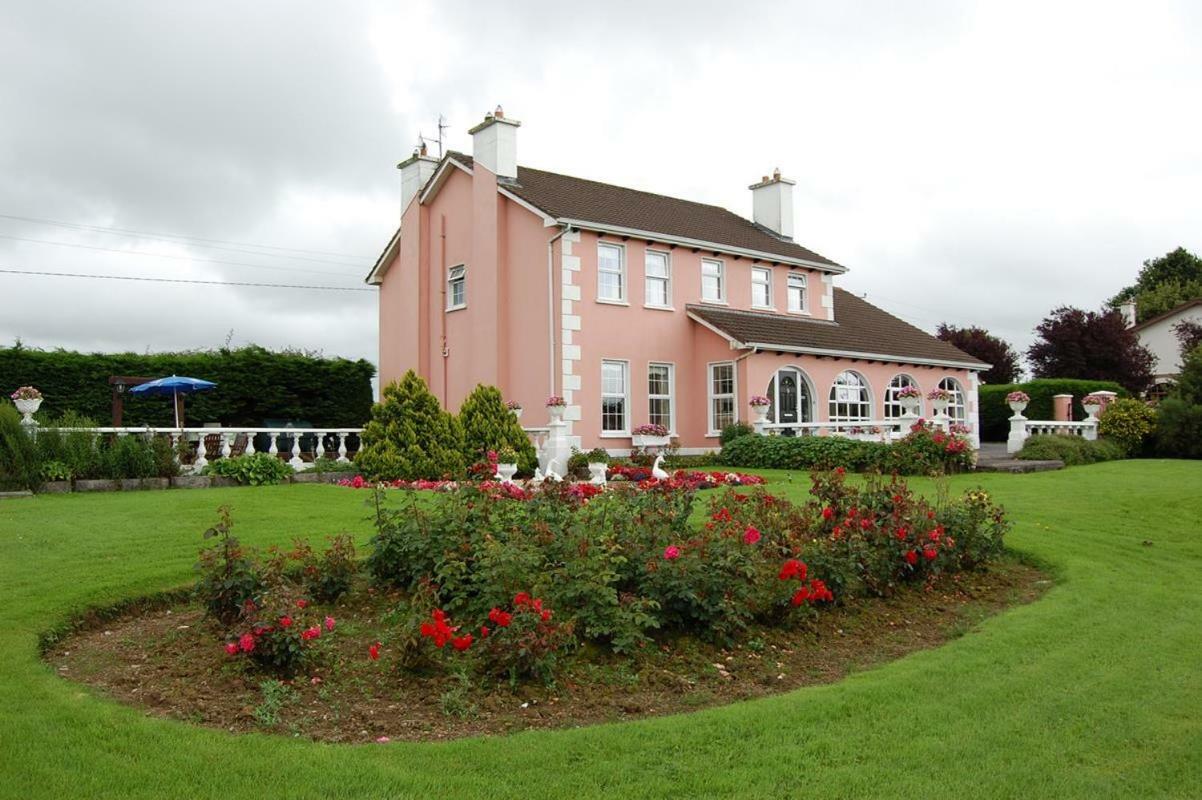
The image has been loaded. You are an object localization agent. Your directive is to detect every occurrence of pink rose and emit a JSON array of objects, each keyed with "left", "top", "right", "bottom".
[{"left": 663, "top": 545, "right": 681, "bottom": 560}]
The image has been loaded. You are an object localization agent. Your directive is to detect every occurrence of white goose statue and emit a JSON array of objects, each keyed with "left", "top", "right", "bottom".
[{"left": 651, "top": 454, "right": 670, "bottom": 481}]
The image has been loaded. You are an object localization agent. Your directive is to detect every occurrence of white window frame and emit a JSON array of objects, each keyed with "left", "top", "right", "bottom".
[
  {"left": 647, "top": 362, "right": 676, "bottom": 433},
  {"left": 644, "top": 249, "right": 672, "bottom": 309},
  {"left": 787, "top": 272, "right": 808, "bottom": 314},
  {"left": 884, "top": 373, "right": 920, "bottom": 419},
  {"left": 828, "top": 370, "right": 872, "bottom": 423},
  {"left": 600, "top": 359, "right": 630, "bottom": 436},
  {"left": 701, "top": 258, "right": 726, "bottom": 304},
  {"left": 707, "top": 361, "right": 738, "bottom": 435},
  {"left": 597, "top": 242, "right": 627, "bottom": 304},
  {"left": 446, "top": 264, "right": 467, "bottom": 311},
  {"left": 939, "top": 377, "right": 966, "bottom": 423},
  {"left": 751, "top": 266, "right": 773, "bottom": 309}
]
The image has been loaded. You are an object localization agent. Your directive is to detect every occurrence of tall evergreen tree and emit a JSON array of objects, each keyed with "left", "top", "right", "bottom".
[{"left": 355, "top": 371, "right": 465, "bottom": 481}]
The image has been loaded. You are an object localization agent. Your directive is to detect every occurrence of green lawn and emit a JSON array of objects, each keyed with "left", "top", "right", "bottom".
[{"left": 1, "top": 462, "right": 1200, "bottom": 799}]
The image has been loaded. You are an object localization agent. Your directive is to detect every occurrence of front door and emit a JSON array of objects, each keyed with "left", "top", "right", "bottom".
[{"left": 778, "top": 370, "right": 799, "bottom": 425}]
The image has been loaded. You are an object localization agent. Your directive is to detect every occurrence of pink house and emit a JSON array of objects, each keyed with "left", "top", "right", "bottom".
[{"left": 368, "top": 108, "right": 987, "bottom": 456}]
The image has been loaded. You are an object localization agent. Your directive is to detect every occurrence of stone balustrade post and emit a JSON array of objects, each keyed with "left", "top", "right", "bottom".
[
  {"left": 1007, "top": 411, "right": 1029, "bottom": 454},
  {"left": 543, "top": 419, "right": 571, "bottom": 476}
]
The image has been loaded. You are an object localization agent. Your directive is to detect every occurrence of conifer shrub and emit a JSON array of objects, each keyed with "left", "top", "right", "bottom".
[
  {"left": 355, "top": 371, "right": 465, "bottom": 481},
  {"left": 457, "top": 384, "right": 537, "bottom": 474},
  {"left": 0, "top": 403, "right": 40, "bottom": 491}
]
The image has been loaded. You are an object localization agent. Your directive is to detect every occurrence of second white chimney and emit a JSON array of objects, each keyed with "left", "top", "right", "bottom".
[
  {"left": 397, "top": 143, "right": 439, "bottom": 214},
  {"left": 1119, "top": 300, "right": 1137, "bottom": 328},
  {"left": 469, "top": 105, "right": 520, "bottom": 180},
  {"left": 749, "top": 167, "right": 795, "bottom": 240}
]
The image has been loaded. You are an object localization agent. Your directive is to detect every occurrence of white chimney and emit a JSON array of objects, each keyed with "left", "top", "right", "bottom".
[
  {"left": 1119, "top": 300, "right": 1137, "bottom": 328},
  {"left": 749, "top": 167, "right": 795, "bottom": 240},
  {"left": 397, "top": 142, "right": 439, "bottom": 214},
  {"left": 468, "top": 105, "right": 520, "bottom": 180}
]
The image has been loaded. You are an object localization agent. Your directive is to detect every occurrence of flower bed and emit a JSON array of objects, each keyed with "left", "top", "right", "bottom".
[
  {"left": 44, "top": 470, "right": 1032, "bottom": 743},
  {"left": 337, "top": 467, "right": 766, "bottom": 492}
]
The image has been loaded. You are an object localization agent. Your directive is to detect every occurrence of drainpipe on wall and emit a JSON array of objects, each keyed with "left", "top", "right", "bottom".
[
  {"left": 439, "top": 215, "right": 449, "bottom": 406},
  {"left": 546, "top": 224, "right": 570, "bottom": 398}
]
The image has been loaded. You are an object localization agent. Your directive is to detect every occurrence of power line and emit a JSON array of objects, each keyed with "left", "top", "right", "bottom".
[
  {"left": 0, "top": 212, "right": 373, "bottom": 262},
  {"left": 0, "top": 233, "right": 368, "bottom": 278},
  {"left": 0, "top": 267, "right": 374, "bottom": 292}
]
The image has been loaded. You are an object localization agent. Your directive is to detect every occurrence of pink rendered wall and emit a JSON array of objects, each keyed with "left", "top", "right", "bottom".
[{"left": 377, "top": 163, "right": 554, "bottom": 413}]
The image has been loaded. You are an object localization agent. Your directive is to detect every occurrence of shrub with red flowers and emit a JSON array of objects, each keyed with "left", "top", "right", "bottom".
[
  {"left": 195, "top": 506, "right": 264, "bottom": 626},
  {"left": 362, "top": 467, "right": 1009, "bottom": 681},
  {"left": 223, "top": 595, "right": 336, "bottom": 677}
]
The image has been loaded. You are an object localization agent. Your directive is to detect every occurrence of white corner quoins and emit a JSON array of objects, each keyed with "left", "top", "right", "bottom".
[{"left": 560, "top": 230, "right": 583, "bottom": 443}]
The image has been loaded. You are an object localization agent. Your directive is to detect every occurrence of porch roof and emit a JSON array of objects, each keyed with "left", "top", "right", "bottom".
[{"left": 686, "top": 290, "right": 990, "bottom": 370}]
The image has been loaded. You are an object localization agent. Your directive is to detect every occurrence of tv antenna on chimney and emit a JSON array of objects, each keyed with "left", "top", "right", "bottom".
[{"left": 417, "top": 114, "right": 449, "bottom": 158}]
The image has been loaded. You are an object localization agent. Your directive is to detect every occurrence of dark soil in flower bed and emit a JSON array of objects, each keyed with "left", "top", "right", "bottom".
[{"left": 45, "top": 557, "right": 1047, "bottom": 743}]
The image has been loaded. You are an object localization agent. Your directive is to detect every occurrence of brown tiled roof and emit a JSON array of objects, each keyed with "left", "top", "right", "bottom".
[
  {"left": 1130, "top": 298, "right": 1202, "bottom": 332},
  {"left": 446, "top": 152, "right": 840, "bottom": 268},
  {"left": 687, "top": 289, "right": 989, "bottom": 368}
]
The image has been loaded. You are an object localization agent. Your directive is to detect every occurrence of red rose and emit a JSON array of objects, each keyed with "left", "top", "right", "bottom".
[
  {"left": 239, "top": 633, "right": 255, "bottom": 653},
  {"left": 791, "top": 586, "right": 811, "bottom": 606},
  {"left": 224, "top": 642, "right": 239, "bottom": 655},
  {"left": 295, "top": 599, "right": 308, "bottom": 609},
  {"left": 742, "top": 526, "right": 762, "bottom": 545},
  {"left": 513, "top": 592, "right": 531, "bottom": 607},
  {"left": 923, "top": 546, "right": 937, "bottom": 560},
  {"left": 324, "top": 616, "right": 336, "bottom": 632},
  {"left": 279, "top": 616, "right": 293, "bottom": 628},
  {"left": 905, "top": 550, "right": 918, "bottom": 565},
  {"left": 778, "top": 559, "right": 807, "bottom": 581},
  {"left": 452, "top": 634, "right": 473, "bottom": 651},
  {"left": 540, "top": 610, "right": 552, "bottom": 622},
  {"left": 301, "top": 626, "right": 321, "bottom": 641},
  {"left": 480, "top": 625, "right": 490, "bottom": 638},
  {"left": 822, "top": 507, "right": 834, "bottom": 520},
  {"left": 368, "top": 642, "right": 380, "bottom": 661}
]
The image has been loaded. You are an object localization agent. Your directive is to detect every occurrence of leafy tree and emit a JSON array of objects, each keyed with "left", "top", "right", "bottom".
[
  {"left": 935, "top": 324, "right": 1021, "bottom": 384},
  {"left": 1110, "top": 247, "right": 1202, "bottom": 323},
  {"left": 1026, "top": 306, "right": 1154, "bottom": 394},
  {"left": 1153, "top": 346, "right": 1202, "bottom": 458},
  {"left": 457, "top": 384, "right": 537, "bottom": 473},
  {"left": 1173, "top": 319, "right": 1202, "bottom": 362},
  {"left": 355, "top": 371, "right": 465, "bottom": 481}
]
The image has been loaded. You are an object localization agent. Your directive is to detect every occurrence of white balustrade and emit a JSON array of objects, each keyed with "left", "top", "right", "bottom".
[
  {"left": 1007, "top": 412, "right": 1098, "bottom": 454},
  {"left": 35, "top": 426, "right": 362, "bottom": 474}
]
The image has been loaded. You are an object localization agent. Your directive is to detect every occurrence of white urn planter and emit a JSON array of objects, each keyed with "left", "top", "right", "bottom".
[
  {"left": 1082, "top": 402, "right": 1102, "bottom": 419},
  {"left": 547, "top": 405, "right": 566, "bottom": 423},
  {"left": 587, "top": 462, "right": 608, "bottom": 485},
  {"left": 14, "top": 397, "right": 42, "bottom": 425},
  {"left": 1008, "top": 400, "right": 1029, "bottom": 416},
  {"left": 631, "top": 434, "right": 670, "bottom": 448},
  {"left": 751, "top": 405, "right": 770, "bottom": 425},
  {"left": 510, "top": 407, "right": 523, "bottom": 421},
  {"left": 901, "top": 397, "right": 921, "bottom": 416},
  {"left": 930, "top": 398, "right": 949, "bottom": 414},
  {"left": 495, "top": 463, "right": 518, "bottom": 483}
]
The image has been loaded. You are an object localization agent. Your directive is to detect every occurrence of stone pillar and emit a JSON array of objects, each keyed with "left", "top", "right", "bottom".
[
  {"left": 1052, "top": 394, "right": 1073, "bottom": 422},
  {"left": 543, "top": 419, "right": 572, "bottom": 477},
  {"left": 1092, "top": 391, "right": 1118, "bottom": 412}
]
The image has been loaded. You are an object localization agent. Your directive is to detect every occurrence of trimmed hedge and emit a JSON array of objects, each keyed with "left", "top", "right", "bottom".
[
  {"left": 1016, "top": 435, "right": 1126, "bottom": 465},
  {"left": 979, "top": 379, "right": 1127, "bottom": 442},
  {"left": 0, "top": 344, "right": 374, "bottom": 428},
  {"left": 718, "top": 428, "right": 973, "bottom": 475}
]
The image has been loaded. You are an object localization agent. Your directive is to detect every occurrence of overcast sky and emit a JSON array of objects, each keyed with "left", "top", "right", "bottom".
[{"left": 3, "top": 1, "right": 1200, "bottom": 379}]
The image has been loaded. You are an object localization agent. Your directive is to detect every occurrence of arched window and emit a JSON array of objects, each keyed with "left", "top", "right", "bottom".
[
  {"left": 884, "top": 374, "right": 919, "bottom": 419},
  {"left": 939, "top": 377, "right": 966, "bottom": 423},
  {"left": 829, "top": 371, "right": 872, "bottom": 422},
  {"left": 766, "top": 367, "right": 814, "bottom": 427}
]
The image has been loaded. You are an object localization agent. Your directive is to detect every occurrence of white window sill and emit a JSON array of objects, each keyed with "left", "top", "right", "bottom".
[
  {"left": 787, "top": 309, "right": 812, "bottom": 316},
  {"left": 752, "top": 305, "right": 776, "bottom": 312},
  {"left": 700, "top": 298, "right": 728, "bottom": 306},
  {"left": 644, "top": 305, "right": 675, "bottom": 311},
  {"left": 446, "top": 304, "right": 467, "bottom": 312},
  {"left": 596, "top": 299, "right": 629, "bottom": 306},
  {"left": 600, "top": 431, "right": 631, "bottom": 438}
]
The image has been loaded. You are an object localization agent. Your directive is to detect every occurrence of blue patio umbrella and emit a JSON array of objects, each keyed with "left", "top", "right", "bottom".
[{"left": 128, "top": 375, "right": 217, "bottom": 427}]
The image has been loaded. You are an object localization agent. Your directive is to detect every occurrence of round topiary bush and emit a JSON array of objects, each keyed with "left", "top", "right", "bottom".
[{"left": 1098, "top": 398, "right": 1157, "bottom": 455}]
